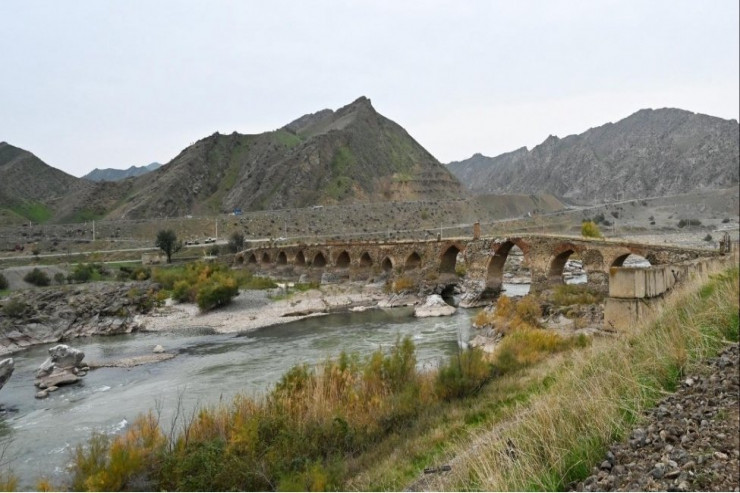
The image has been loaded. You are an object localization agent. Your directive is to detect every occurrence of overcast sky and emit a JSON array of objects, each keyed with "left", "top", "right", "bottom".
[{"left": 1, "top": 0, "right": 738, "bottom": 177}]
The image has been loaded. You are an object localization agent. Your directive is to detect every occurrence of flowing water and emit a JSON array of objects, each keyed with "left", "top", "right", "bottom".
[
  {"left": 0, "top": 277, "right": 580, "bottom": 487},
  {"left": 0, "top": 302, "right": 482, "bottom": 488}
]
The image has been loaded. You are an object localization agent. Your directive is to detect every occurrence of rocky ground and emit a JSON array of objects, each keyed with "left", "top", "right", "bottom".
[
  {"left": 0, "top": 281, "right": 156, "bottom": 355},
  {"left": 572, "top": 344, "right": 740, "bottom": 492}
]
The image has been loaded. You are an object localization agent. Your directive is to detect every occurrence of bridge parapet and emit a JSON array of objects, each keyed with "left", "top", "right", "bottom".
[{"left": 604, "top": 251, "right": 738, "bottom": 331}]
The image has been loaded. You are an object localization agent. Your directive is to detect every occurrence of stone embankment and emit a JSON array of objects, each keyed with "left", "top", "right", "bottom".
[
  {"left": 0, "top": 281, "right": 156, "bottom": 355},
  {"left": 573, "top": 344, "right": 739, "bottom": 492}
]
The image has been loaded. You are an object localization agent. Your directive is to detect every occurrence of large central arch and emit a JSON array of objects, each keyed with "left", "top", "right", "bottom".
[
  {"left": 486, "top": 240, "right": 519, "bottom": 288},
  {"left": 439, "top": 245, "right": 461, "bottom": 274}
]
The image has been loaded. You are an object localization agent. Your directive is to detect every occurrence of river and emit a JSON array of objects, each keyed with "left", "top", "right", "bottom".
[{"left": 0, "top": 301, "right": 487, "bottom": 488}]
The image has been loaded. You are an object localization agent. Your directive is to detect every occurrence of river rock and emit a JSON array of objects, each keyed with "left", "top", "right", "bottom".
[
  {"left": 36, "top": 344, "right": 85, "bottom": 378},
  {"left": 414, "top": 295, "right": 456, "bottom": 318},
  {"left": 153, "top": 344, "right": 165, "bottom": 353},
  {"left": 34, "top": 344, "right": 87, "bottom": 396},
  {"left": 0, "top": 358, "right": 14, "bottom": 391}
]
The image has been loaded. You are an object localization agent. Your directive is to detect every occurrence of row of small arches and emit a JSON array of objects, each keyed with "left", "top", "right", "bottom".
[
  {"left": 242, "top": 249, "right": 434, "bottom": 272},
  {"left": 240, "top": 245, "right": 461, "bottom": 273}
]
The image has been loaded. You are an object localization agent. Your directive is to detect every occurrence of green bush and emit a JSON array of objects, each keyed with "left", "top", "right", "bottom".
[
  {"left": 69, "top": 263, "right": 100, "bottom": 283},
  {"left": 0, "top": 273, "right": 7, "bottom": 290},
  {"left": 24, "top": 268, "right": 50, "bottom": 286},
  {"left": 195, "top": 276, "right": 239, "bottom": 311},
  {"left": 53, "top": 272, "right": 66, "bottom": 285}
]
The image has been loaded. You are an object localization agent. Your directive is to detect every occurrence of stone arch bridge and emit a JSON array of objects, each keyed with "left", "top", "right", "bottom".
[{"left": 235, "top": 234, "right": 727, "bottom": 303}]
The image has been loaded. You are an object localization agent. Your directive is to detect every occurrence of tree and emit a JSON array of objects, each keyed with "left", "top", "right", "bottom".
[
  {"left": 581, "top": 221, "right": 602, "bottom": 239},
  {"left": 155, "top": 230, "right": 182, "bottom": 263},
  {"left": 227, "top": 231, "right": 245, "bottom": 253}
]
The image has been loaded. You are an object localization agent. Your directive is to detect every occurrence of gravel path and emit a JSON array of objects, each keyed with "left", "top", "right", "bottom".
[{"left": 572, "top": 344, "right": 739, "bottom": 492}]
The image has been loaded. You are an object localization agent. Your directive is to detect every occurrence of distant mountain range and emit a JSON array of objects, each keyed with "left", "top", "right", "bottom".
[
  {"left": 447, "top": 108, "right": 739, "bottom": 204},
  {"left": 2, "top": 102, "right": 738, "bottom": 225},
  {"left": 83, "top": 162, "right": 162, "bottom": 182}
]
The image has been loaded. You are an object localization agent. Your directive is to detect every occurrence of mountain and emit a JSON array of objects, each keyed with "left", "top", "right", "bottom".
[
  {"left": 447, "top": 108, "right": 740, "bottom": 204},
  {"left": 0, "top": 142, "right": 87, "bottom": 223},
  {"left": 106, "top": 96, "right": 463, "bottom": 219},
  {"left": 83, "top": 162, "right": 162, "bottom": 182}
]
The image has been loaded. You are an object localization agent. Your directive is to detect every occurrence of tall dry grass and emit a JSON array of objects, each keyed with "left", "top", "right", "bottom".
[{"left": 429, "top": 267, "right": 739, "bottom": 491}]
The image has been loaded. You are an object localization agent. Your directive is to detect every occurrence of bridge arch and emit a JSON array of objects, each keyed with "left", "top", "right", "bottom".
[
  {"left": 439, "top": 244, "right": 462, "bottom": 274},
  {"left": 261, "top": 252, "right": 271, "bottom": 264},
  {"left": 336, "top": 250, "right": 350, "bottom": 268},
  {"left": 277, "top": 251, "right": 288, "bottom": 265},
  {"left": 295, "top": 250, "right": 306, "bottom": 266},
  {"left": 405, "top": 252, "right": 421, "bottom": 271},
  {"left": 360, "top": 252, "right": 373, "bottom": 268},
  {"left": 235, "top": 253, "right": 245, "bottom": 264},
  {"left": 312, "top": 251, "right": 327, "bottom": 268},
  {"left": 381, "top": 256, "right": 393, "bottom": 272},
  {"left": 611, "top": 253, "right": 651, "bottom": 268},
  {"left": 247, "top": 253, "right": 257, "bottom": 264},
  {"left": 486, "top": 240, "right": 526, "bottom": 288}
]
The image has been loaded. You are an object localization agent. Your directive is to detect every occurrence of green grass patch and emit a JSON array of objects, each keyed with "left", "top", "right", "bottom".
[
  {"left": 330, "top": 146, "right": 356, "bottom": 175},
  {"left": 10, "top": 201, "right": 53, "bottom": 223}
]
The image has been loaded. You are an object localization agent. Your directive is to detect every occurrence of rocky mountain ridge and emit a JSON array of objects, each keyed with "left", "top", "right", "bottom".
[
  {"left": 107, "top": 96, "right": 463, "bottom": 219},
  {"left": 447, "top": 108, "right": 740, "bottom": 204},
  {"left": 1, "top": 97, "right": 465, "bottom": 222},
  {"left": 83, "top": 162, "right": 162, "bottom": 182}
]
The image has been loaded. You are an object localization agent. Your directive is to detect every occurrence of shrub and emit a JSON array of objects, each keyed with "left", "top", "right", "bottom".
[
  {"left": 581, "top": 221, "right": 602, "bottom": 238},
  {"left": 390, "top": 276, "right": 416, "bottom": 293},
  {"left": 195, "top": 276, "right": 239, "bottom": 311},
  {"left": 69, "top": 263, "right": 106, "bottom": 283},
  {"left": 118, "top": 266, "right": 151, "bottom": 281},
  {"left": 472, "top": 308, "right": 496, "bottom": 327},
  {"left": 703, "top": 234, "right": 712, "bottom": 242},
  {"left": 53, "top": 272, "right": 66, "bottom": 285},
  {"left": 492, "top": 295, "right": 542, "bottom": 333},
  {"left": 24, "top": 268, "right": 50, "bottom": 286},
  {"left": 436, "top": 348, "right": 491, "bottom": 400},
  {"left": 2, "top": 298, "right": 26, "bottom": 317},
  {"left": 677, "top": 218, "right": 701, "bottom": 228},
  {"left": 0, "top": 273, "right": 7, "bottom": 290}
]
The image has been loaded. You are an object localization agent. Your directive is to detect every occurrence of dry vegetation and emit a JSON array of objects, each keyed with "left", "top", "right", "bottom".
[{"left": 425, "top": 267, "right": 739, "bottom": 491}]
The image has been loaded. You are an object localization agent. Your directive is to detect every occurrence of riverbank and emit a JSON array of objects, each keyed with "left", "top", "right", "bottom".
[{"left": 135, "top": 283, "right": 396, "bottom": 334}]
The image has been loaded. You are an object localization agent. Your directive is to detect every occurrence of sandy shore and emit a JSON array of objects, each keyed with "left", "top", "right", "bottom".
[{"left": 135, "top": 283, "right": 395, "bottom": 334}]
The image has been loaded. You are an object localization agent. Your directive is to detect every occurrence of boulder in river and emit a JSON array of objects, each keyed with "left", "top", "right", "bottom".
[
  {"left": 36, "top": 344, "right": 85, "bottom": 378},
  {"left": 414, "top": 295, "right": 456, "bottom": 318},
  {"left": 34, "top": 344, "right": 88, "bottom": 396},
  {"left": 0, "top": 358, "right": 14, "bottom": 391}
]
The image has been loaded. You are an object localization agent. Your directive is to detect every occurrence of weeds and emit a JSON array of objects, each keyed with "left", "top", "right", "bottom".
[{"left": 551, "top": 284, "right": 604, "bottom": 306}]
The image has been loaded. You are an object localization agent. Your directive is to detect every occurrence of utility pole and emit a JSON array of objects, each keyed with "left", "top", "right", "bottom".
[
  {"left": 215, "top": 218, "right": 218, "bottom": 239},
  {"left": 93, "top": 220, "right": 96, "bottom": 242}
]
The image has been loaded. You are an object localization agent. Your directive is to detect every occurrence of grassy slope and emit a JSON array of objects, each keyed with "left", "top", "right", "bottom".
[{"left": 422, "top": 267, "right": 739, "bottom": 491}]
